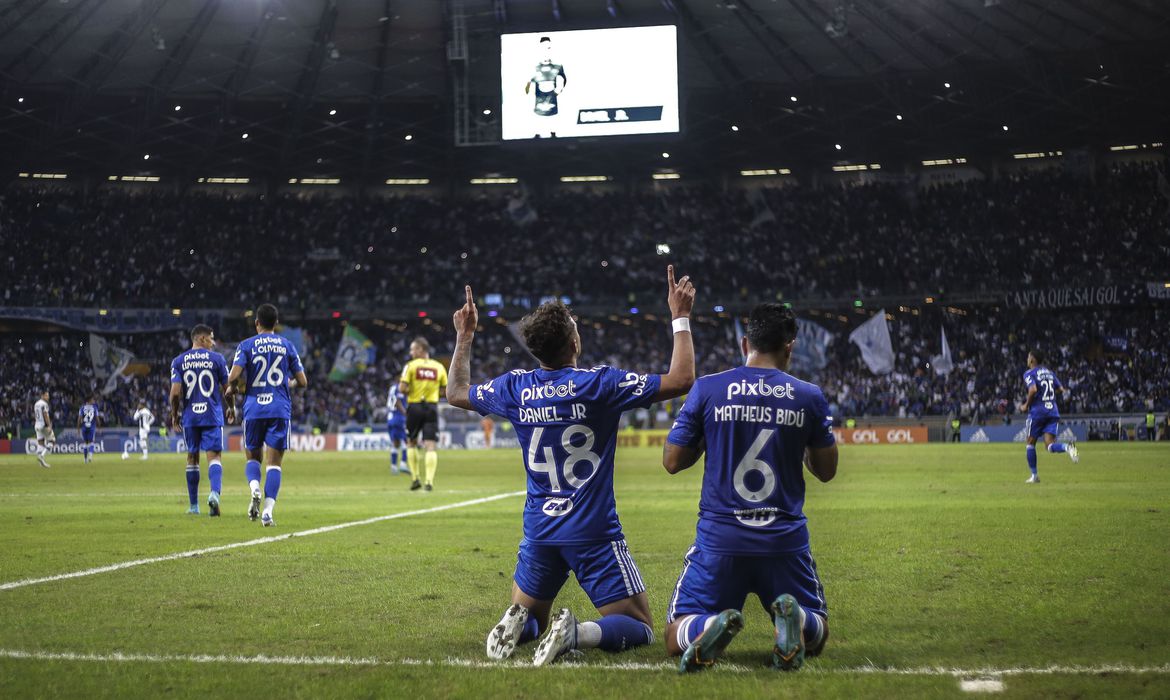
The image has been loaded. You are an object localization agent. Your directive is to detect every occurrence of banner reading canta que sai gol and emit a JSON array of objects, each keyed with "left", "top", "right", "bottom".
[{"left": 832, "top": 426, "right": 930, "bottom": 444}]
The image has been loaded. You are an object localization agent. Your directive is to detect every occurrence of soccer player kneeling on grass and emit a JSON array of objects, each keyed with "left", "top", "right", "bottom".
[
  {"left": 446, "top": 266, "right": 697, "bottom": 666},
  {"left": 662, "top": 303, "right": 838, "bottom": 673}
]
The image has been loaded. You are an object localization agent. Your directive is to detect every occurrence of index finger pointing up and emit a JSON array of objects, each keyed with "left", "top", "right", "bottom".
[
  {"left": 465, "top": 285, "right": 474, "bottom": 305},
  {"left": 667, "top": 264, "right": 676, "bottom": 288}
]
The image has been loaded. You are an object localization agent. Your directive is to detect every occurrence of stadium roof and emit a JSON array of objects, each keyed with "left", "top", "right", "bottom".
[{"left": 2, "top": 0, "right": 1168, "bottom": 180}]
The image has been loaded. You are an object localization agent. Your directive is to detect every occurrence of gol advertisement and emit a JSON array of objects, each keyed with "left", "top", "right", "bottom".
[{"left": 832, "top": 426, "right": 930, "bottom": 444}]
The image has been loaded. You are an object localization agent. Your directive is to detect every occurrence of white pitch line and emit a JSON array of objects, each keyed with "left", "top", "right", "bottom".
[
  {"left": 0, "top": 491, "right": 524, "bottom": 592},
  {"left": 0, "top": 649, "right": 1168, "bottom": 677}
]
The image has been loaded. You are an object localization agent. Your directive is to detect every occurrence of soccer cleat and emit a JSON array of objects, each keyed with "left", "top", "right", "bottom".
[
  {"left": 678, "top": 609, "right": 744, "bottom": 673},
  {"left": 208, "top": 492, "right": 220, "bottom": 517},
  {"left": 533, "top": 608, "right": 577, "bottom": 666},
  {"left": 486, "top": 603, "right": 530, "bottom": 660},
  {"left": 1067, "top": 444, "right": 1080, "bottom": 463},
  {"left": 186, "top": 505, "right": 200, "bottom": 515},
  {"left": 410, "top": 479, "right": 422, "bottom": 491},
  {"left": 261, "top": 513, "right": 274, "bottom": 527},
  {"left": 424, "top": 483, "right": 433, "bottom": 492},
  {"left": 1025, "top": 474, "right": 1040, "bottom": 484},
  {"left": 36, "top": 454, "right": 50, "bottom": 468},
  {"left": 249, "top": 489, "right": 262, "bottom": 521},
  {"left": 771, "top": 594, "right": 806, "bottom": 672}
]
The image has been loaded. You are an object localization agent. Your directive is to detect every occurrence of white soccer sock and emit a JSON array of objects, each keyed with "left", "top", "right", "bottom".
[
  {"left": 262, "top": 497, "right": 276, "bottom": 517},
  {"left": 249, "top": 480, "right": 261, "bottom": 494},
  {"left": 576, "top": 621, "right": 602, "bottom": 649}
]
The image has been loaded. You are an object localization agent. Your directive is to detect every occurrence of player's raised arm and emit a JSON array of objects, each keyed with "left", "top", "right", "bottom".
[
  {"left": 447, "top": 285, "right": 478, "bottom": 410},
  {"left": 652, "top": 265, "right": 697, "bottom": 401}
]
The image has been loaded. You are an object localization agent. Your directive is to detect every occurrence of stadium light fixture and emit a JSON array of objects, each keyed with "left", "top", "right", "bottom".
[
  {"left": 944, "top": 82, "right": 951, "bottom": 88},
  {"left": 18, "top": 97, "right": 24, "bottom": 103},
  {"left": 1002, "top": 125, "right": 1009, "bottom": 131},
  {"left": 173, "top": 105, "right": 180, "bottom": 111},
  {"left": 730, "top": 125, "right": 739, "bottom": 132},
  {"left": 651, "top": 172, "right": 680, "bottom": 180},
  {"left": 482, "top": 108, "right": 492, "bottom": 115},
  {"left": 385, "top": 178, "right": 431, "bottom": 185},
  {"left": 655, "top": 243, "right": 671, "bottom": 255},
  {"left": 470, "top": 177, "right": 519, "bottom": 184},
  {"left": 560, "top": 175, "right": 610, "bottom": 182},
  {"left": 109, "top": 175, "right": 161, "bottom": 182},
  {"left": 329, "top": 109, "right": 337, "bottom": 116},
  {"left": 740, "top": 169, "right": 792, "bottom": 176},
  {"left": 1012, "top": 151, "right": 1062, "bottom": 160},
  {"left": 296, "top": 178, "right": 341, "bottom": 185},
  {"left": 896, "top": 114, "right": 903, "bottom": 121},
  {"left": 199, "top": 177, "right": 250, "bottom": 184},
  {"left": 789, "top": 96, "right": 798, "bottom": 102},
  {"left": 661, "top": 152, "right": 670, "bottom": 158},
  {"left": 832, "top": 164, "right": 880, "bottom": 172},
  {"left": 404, "top": 134, "right": 413, "bottom": 141},
  {"left": 241, "top": 133, "right": 249, "bottom": 139},
  {"left": 143, "top": 154, "right": 150, "bottom": 160},
  {"left": 834, "top": 144, "right": 842, "bottom": 150},
  {"left": 18, "top": 172, "right": 67, "bottom": 179},
  {"left": 171, "top": 309, "right": 181, "bottom": 316}
]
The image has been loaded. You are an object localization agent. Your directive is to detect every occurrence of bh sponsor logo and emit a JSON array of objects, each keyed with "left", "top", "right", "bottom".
[
  {"left": 726, "top": 379, "right": 796, "bottom": 402},
  {"left": 257, "top": 393, "right": 274, "bottom": 406},
  {"left": 734, "top": 507, "right": 779, "bottom": 528},
  {"left": 541, "top": 497, "right": 574, "bottom": 517},
  {"left": 191, "top": 402, "right": 208, "bottom": 415},
  {"left": 521, "top": 381, "right": 577, "bottom": 405}
]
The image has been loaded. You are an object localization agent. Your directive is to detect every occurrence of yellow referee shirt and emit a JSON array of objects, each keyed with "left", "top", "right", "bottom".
[{"left": 400, "top": 358, "right": 448, "bottom": 403}]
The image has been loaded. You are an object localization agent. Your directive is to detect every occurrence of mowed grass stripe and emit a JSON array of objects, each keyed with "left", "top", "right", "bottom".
[
  {"left": 0, "top": 491, "right": 524, "bottom": 592},
  {"left": 2, "top": 647, "right": 1169, "bottom": 677}
]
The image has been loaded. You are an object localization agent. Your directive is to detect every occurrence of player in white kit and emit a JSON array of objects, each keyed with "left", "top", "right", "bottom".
[
  {"left": 132, "top": 402, "right": 155, "bottom": 460},
  {"left": 33, "top": 391, "right": 54, "bottom": 468}
]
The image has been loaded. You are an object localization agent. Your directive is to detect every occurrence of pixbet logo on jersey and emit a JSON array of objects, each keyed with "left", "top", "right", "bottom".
[
  {"left": 520, "top": 381, "right": 577, "bottom": 405},
  {"left": 726, "top": 378, "right": 796, "bottom": 402}
]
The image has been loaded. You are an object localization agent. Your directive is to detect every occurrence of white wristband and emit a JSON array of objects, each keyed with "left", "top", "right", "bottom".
[{"left": 672, "top": 317, "right": 691, "bottom": 334}]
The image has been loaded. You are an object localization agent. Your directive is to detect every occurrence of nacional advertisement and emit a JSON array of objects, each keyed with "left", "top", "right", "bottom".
[{"left": 500, "top": 25, "right": 679, "bottom": 141}]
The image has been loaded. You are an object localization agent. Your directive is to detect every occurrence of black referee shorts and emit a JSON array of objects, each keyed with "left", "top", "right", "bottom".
[{"left": 406, "top": 402, "right": 439, "bottom": 442}]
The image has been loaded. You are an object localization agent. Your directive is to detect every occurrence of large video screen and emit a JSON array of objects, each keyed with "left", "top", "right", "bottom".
[{"left": 500, "top": 25, "right": 679, "bottom": 141}]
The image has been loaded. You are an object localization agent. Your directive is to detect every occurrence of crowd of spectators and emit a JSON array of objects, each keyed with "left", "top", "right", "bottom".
[
  {"left": 2, "top": 163, "right": 1167, "bottom": 309},
  {"left": 2, "top": 161, "right": 1166, "bottom": 435},
  {"left": 1, "top": 304, "right": 1164, "bottom": 438}
]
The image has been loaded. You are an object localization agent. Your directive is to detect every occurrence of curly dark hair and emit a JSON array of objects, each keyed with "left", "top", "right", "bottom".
[
  {"left": 519, "top": 301, "right": 575, "bottom": 366},
  {"left": 747, "top": 302, "right": 797, "bottom": 353}
]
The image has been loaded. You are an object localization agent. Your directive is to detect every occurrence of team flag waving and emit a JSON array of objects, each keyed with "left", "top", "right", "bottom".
[
  {"left": 931, "top": 326, "right": 955, "bottom": 376},
  {"left": 848, "top": 310, "right": 895, "bottom": 375},
  {"left": 328, "top": 326, "right": 376, "bottom": 382},
  {"left": 88, "top": 333, "right": 135, "bottom": 395}
]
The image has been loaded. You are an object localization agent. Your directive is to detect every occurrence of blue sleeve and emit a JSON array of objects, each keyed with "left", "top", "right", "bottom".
[
  {"left": 1023, "top": 370, "right": 1034, "bottom": 388},
  {"left": 666, "top": 384, "right": 704, "bottom": 447},
  {"left": 807, "top": 387, "right": 836, "bottom": 449},
  {"left": 216, "top": 354, "right": 229, "bottom": 385},
  {"left": 232, "top": 342, "right": 247, "bottom": 368},
  {"left": 468, "top": 374, "right": 509, "bottom": 417},
  {"left": 287, "top": 341, "right": 304, "bottom": 374},
  {"left": 170, "top": 357, "right": 181, "bottom": 385},
  {"left": 604, "top": 367, "right": 662, "bottom": 412}
]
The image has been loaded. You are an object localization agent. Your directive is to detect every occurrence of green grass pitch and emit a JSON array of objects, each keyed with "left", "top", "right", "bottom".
[{"left": 1, "top": 444, "right": 1168, "bottom": 698}]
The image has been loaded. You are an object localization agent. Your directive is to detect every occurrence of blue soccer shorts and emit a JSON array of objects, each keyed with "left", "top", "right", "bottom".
[
  {"left": 1027, "top": 416, "right": 1060, "bottom": 441},
  {"left": 387, "top": 421, "right": 407, "bottom": 442},
  {"left": 666, "top": 544, "right": 827, "bottom": 623},
  {"left": 183, "top": 425, "right": 224, "bottom": 454},
  {"left": 80, "top": 427, "right": 96, "bottom": 444},
  {"left": 243, "top": 418, "right": 290, "bottom": 452},
  {"left": 514, "top": 538, "right": 646, "bottom": 608}
]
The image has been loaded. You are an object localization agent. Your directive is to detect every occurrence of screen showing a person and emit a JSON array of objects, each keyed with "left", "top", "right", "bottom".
[{"left": 500, "top": 25, "right": 680, "bottom": 141}]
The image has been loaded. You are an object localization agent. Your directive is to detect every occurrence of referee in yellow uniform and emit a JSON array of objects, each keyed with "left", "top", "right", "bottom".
[{"left": 400, "top": 337, "right": 448, "bottom": 491}]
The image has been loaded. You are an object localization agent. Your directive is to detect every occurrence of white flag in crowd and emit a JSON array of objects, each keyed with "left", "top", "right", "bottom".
[
  {"left": 790, "top": 319, "right": 835, "bottom": 377},
  {"left": 88, "top": 333, "right": 135, "bottom": 395},
  {"left": 848, "top": 310, "right": 895, "bottom": 375},
  {"left": 931, "top": 327, "right": 955, "bottom": 376}
]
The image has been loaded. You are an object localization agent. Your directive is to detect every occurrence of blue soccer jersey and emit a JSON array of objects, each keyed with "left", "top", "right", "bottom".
[
  {"left": 666, "top": 366, "right": 835, "bottom": 555},
  {"left": 1023, "top": 366, "right": 1062, "bottom": 419},
  {"left": 171, "top": 348, "right": 230, "bottom": 428},
  {"left": 468, "top": 365, "right": 661, "bottom": 545},
  {"left": 79, "top": 403, "right": 99, "bottom": 430},
  {"left": 387, "top": 386, "right": 407, "bottom": 427},
  {"left": 232, "top": 333, "right": 304, "bottom": 421}
]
